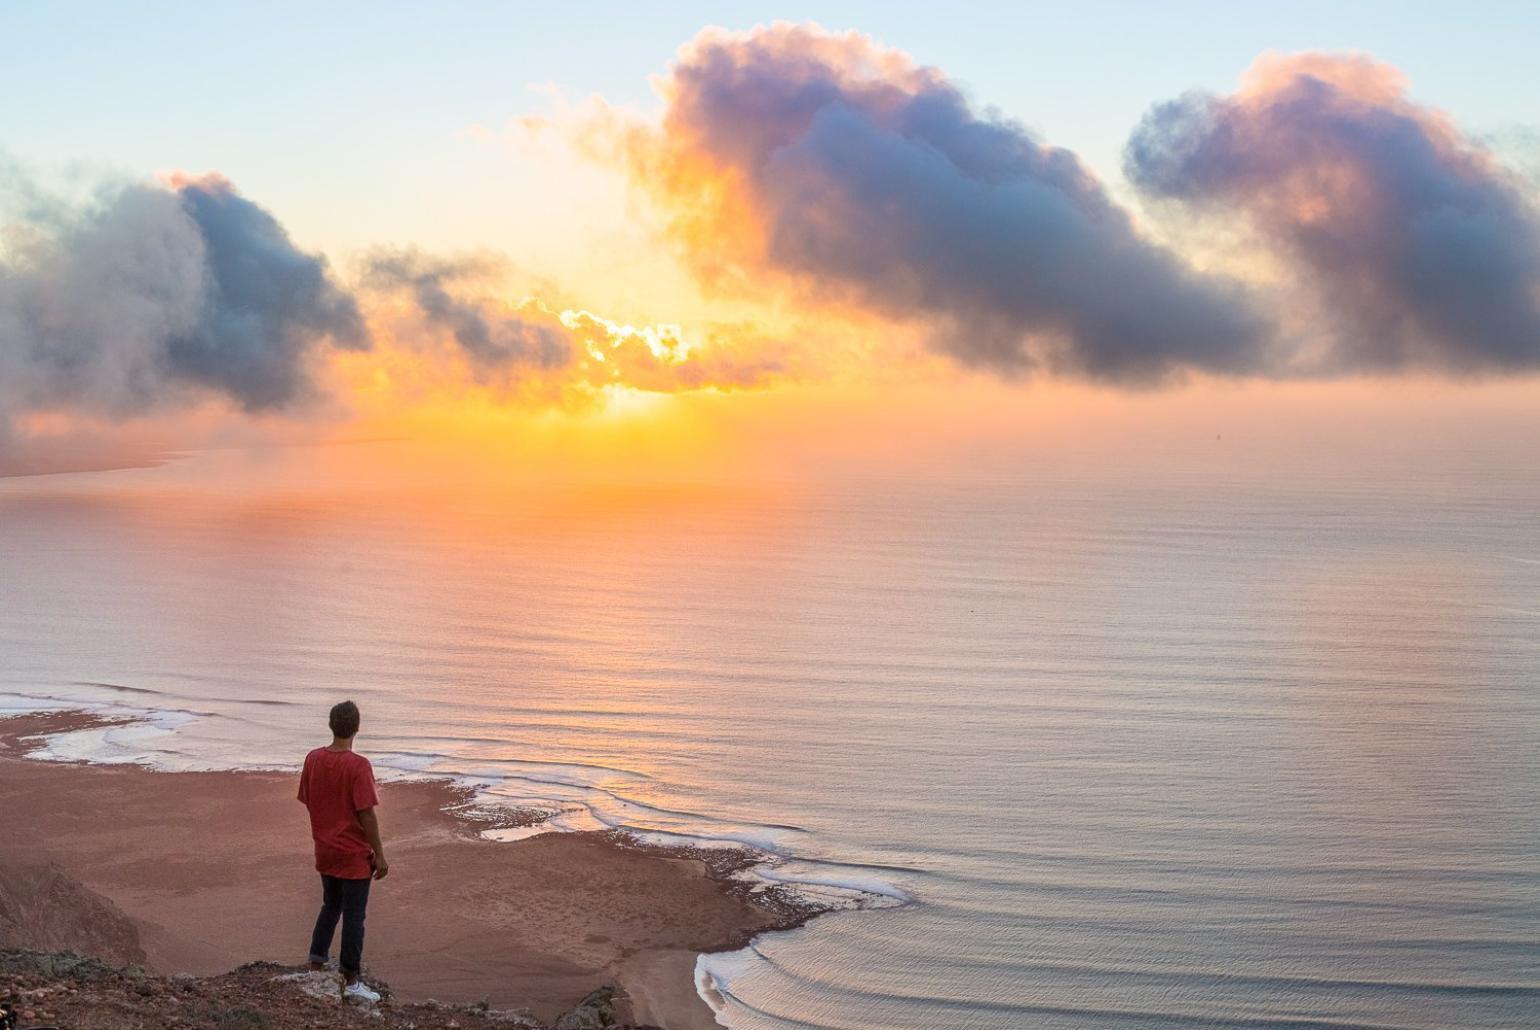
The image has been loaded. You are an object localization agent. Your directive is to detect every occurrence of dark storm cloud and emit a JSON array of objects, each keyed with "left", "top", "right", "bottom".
[
  {"left": 644, "top": 24, "right": 1273, "bottom": 383},
  {"left": 0, "top": 171, "right": 367, "bottom": 427},
  {"left": 1125, "top": 53, "right": 1540, "bottom": 373}
]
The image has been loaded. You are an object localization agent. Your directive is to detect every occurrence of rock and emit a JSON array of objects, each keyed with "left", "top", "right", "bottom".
[
  {"left": 274, "top": 969, "right": 344, "bottom": 1003},
  {"left": 0, "top": 949, "right": 642, "bottom": 1029},
  {"left": 0, "top": 949, "right": 117, "bottom": 981},
  {"left": 553, "top": 985, "right": 616, "bottom": 1030}
]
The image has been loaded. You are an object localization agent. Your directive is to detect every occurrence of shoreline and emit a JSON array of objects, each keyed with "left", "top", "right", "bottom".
[{"left": 0, "top": 710, "right": 828, "bottom": 1028}]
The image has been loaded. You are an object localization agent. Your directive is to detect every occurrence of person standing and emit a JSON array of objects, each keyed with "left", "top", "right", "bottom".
[{"left": 297, "top": 700, "right": 390, "bottom": 1002}]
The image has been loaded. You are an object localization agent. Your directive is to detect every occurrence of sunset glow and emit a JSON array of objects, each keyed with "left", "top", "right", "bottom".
[{"left": 1, "top": 13, "right": 1537, "bottom": 482}]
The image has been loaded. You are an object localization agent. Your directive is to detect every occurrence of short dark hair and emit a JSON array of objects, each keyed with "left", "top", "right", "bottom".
[{"left": 329, "top": 700, "right": 360, "bottom": 739}]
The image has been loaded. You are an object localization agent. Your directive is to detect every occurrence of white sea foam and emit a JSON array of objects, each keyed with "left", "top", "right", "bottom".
[
  {"left": 14, "top": 698, "right": 201, "bottom": 768},
  {"left": 741, "top": 860, "right": 913, "bottom": 907},
  {"left": 695, "top": 952, "right": 731, "bottom": 1025}
]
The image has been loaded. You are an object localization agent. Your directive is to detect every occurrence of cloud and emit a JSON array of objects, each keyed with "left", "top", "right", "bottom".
[
  {"left": 359, "top": 248, "right": 787, "bottom": 401},
  {"left": 361, "top": 250, "right": 571, "bottom": 373},
  {"left": 0, "top": 170, "right": 366, "bottom": 435},
  {"left": 1126, "top": 52, "right": 1540, "bottom": 373},
  {"left": 623, "top": 23, "right": 1271, "bottom": 384},
  {"left": 11, "top": 34, "right": 1536, "bottom": 467},
  {"left": 168, "top": 175, "right": 369, "bottom": 403}
]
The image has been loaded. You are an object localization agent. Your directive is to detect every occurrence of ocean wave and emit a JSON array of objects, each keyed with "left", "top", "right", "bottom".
[
  {"left": 75, "top": 680, "right": 302, "bottom": 707},
  {"left": 695, "top": 945, "right": 1423, "bottom": 1030}
]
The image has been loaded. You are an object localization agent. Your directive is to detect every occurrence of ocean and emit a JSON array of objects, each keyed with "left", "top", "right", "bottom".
[{"left": 2, "top": 441, "right": 1538, "bottom": 1028}]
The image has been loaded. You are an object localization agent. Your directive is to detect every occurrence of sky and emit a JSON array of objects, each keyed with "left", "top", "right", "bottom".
[
  {"left": 5, "top": 2, "right": 1538, "bottom": 259},
  {"left": 2, "top": 1, "right": 1539, "bottom": 479}
]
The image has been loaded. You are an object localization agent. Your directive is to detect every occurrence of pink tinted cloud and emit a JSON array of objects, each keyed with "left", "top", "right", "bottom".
[
  {"left": 635, "top": 23, "right": 1270, "bottom": 384},
  {"left": 1127, "top": 52, "right": 1540, "bottom": 372}
]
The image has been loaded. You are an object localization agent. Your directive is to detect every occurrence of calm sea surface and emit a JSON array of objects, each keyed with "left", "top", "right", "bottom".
[{"left": 2, "top": 444, "right": 1538, "bottom": 1028}]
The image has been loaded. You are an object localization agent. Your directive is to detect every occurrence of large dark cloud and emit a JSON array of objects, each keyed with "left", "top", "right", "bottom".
[
  {"left": 0, "top": 171, "right": 366, "bottom": 432},
  {"left": 639, "top": 24, "right": 1271, "bottom": 383},
  {"left": 1126, "top": 53, "right": 1540, "bottom": 373},
  {"left": 170, "top": 177, "right": 368, "bottom": 406}
]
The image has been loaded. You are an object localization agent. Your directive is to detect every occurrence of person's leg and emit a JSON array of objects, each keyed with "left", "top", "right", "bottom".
[
  {"left": 338, "top": 876, "right": 372, "bottom": 982},
  {"left": 308, "top": 875, "right": 343, "bottom": 969}
]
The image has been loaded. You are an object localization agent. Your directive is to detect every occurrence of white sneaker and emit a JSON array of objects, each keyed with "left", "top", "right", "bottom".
[{"left": 344, "top": 980, "right": 381, "bottom": 1004}]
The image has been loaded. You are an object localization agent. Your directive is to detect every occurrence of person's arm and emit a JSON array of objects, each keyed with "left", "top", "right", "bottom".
[{"left": 357, "top": 807, "right": 389, "bottom": 879}]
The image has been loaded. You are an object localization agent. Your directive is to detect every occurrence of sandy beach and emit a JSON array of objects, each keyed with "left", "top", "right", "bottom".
[{"left": 0, "top": 711, "right": 820, "bottom": 1028}]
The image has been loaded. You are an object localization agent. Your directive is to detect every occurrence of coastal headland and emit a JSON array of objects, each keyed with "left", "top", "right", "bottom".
[{"left": 0, "top": 711, "right": 823, "bottom": 1028}]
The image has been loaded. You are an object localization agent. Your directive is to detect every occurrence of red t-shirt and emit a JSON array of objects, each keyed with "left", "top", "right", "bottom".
[{"left": 297, "top": 747, "right": 380, "bottom": 879}]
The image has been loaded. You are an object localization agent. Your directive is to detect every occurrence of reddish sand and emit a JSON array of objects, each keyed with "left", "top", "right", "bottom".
[{"left": 0, "top": 712, "right": 816, "bottom": 1027}]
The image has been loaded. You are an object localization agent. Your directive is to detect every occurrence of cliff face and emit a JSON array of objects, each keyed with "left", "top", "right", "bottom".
[{"left": 0, "top": 862, "right": 145, "bottom": 967}]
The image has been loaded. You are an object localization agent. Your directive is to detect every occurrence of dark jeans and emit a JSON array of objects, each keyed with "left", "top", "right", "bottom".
[{"left": 308, "top": 874, "right": 371, "bottom": 975}]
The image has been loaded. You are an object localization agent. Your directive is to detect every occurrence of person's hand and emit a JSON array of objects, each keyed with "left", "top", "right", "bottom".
[{"left": 372, "top": 854, "right": 390, "bottom": 880}]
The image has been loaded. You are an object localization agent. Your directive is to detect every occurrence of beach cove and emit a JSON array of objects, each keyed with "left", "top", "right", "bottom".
[{"left": 0, "top": 710, "right": 824, "bottom": 1028}]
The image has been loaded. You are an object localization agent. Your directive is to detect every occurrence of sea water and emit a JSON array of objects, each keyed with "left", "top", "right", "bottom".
[{"left": 1, "top": 442, "right": 1537, "bottom": 1028}]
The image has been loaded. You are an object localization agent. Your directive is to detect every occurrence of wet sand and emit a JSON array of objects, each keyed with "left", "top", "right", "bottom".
[{"left": 0, "top": 711, "right": 817, "bottom": 1027}]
